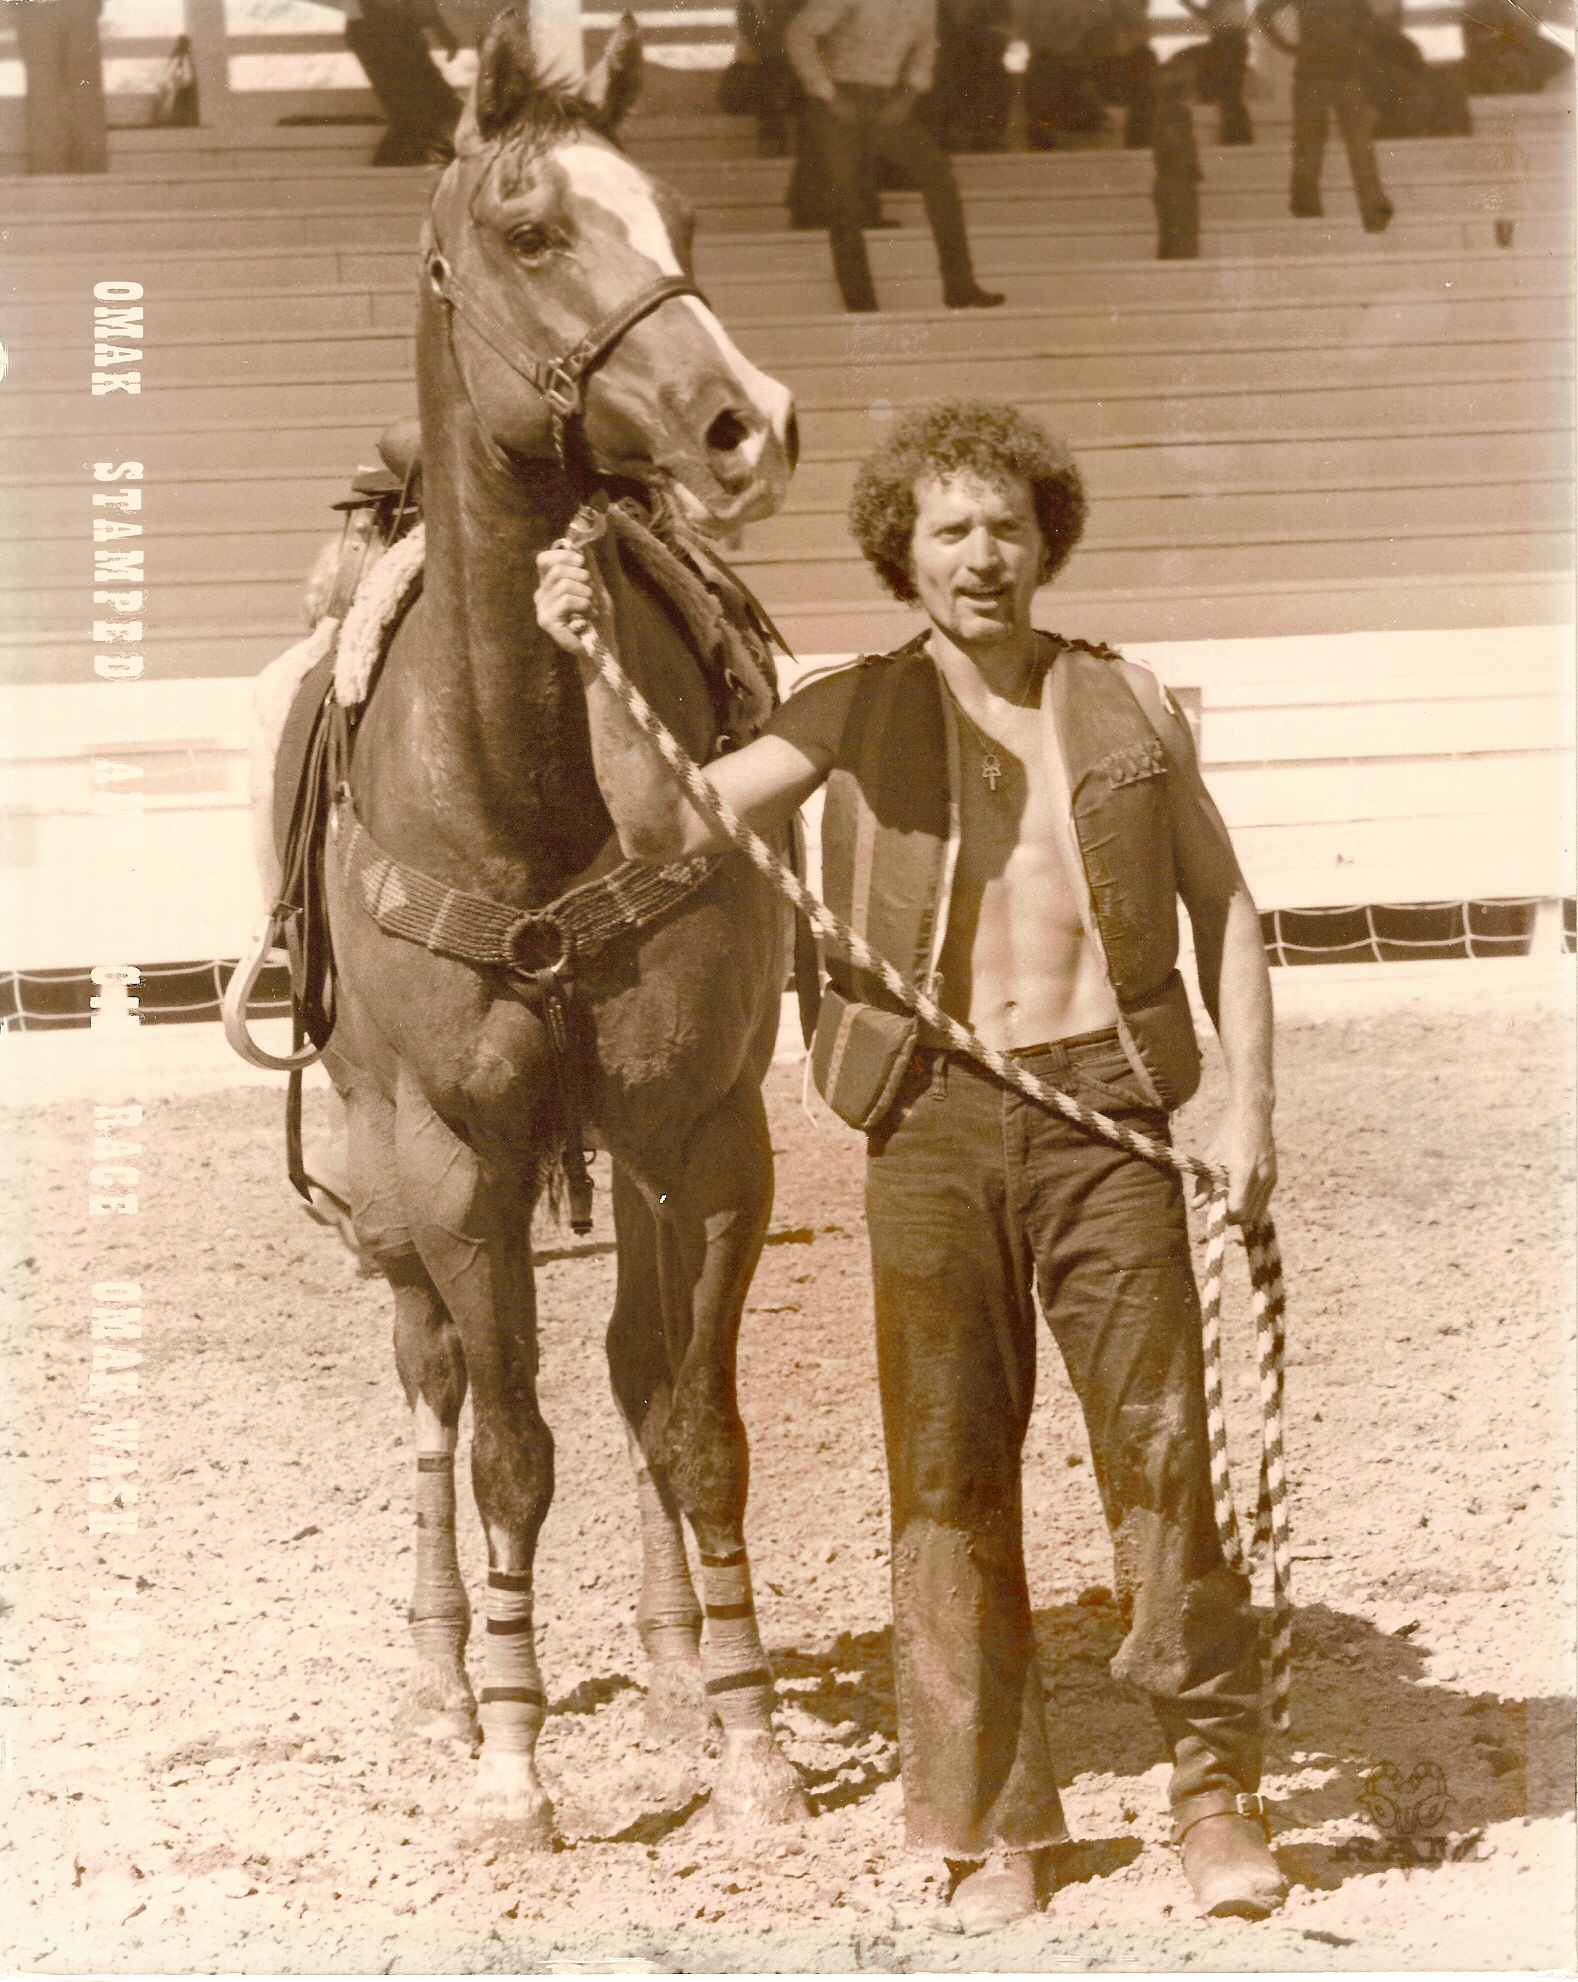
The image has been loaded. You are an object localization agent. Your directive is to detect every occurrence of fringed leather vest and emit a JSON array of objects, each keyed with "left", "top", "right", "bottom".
[{"left": 810, "top": 634, "right": 1202, "bottom": 1130}]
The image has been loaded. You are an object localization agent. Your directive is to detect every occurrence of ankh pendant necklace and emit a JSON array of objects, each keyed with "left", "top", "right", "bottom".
[{"left": 972, "top": 651, "right": 1046, "bottom": 792}]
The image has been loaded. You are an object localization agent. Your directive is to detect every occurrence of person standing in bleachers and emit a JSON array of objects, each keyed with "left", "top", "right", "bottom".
[
  {"left": 1100, "top": 0, "right": 1159, "bottom": 147},
  {"left": 732, "top": 0, "right": 894, "bottom": 227},
  {"left": 1253, "top": 0, "right": 1393, "bottom": 229},
  {"left": 1180, "top": 0, "right": 1254, "bottom": 141},
  {"left": 325, "top": 0, "right": 461, "bottom": 165},
  {"left": 6, "top": 0, "right": 108, "bottom": 173},
  {"left": 1152, "top": 49, "right": 1203, "bottom": 255},
  {"left": 785, "top": 0, "right": 1006, "bottom": 310}
]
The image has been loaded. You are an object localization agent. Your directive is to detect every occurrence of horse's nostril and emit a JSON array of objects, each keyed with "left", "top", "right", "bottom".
[
  {"left": 705, "top": 408, "right": 752, "bottom": 455},
  {"left": 784, "top": 407, "right": 801, "bottom": 472}
]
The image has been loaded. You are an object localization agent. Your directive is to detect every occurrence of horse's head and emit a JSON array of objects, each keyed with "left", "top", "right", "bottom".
[{"left": 421, "top": 9, "right": 796, "bottom": 531}]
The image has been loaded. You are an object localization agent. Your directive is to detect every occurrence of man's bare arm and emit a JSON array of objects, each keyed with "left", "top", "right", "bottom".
[
  {"left": 1122, "top": 663, "right": 1276, "bottom": 1224},
  {"left": 535, "top": 541, "right": 835, "bottom": 863}
]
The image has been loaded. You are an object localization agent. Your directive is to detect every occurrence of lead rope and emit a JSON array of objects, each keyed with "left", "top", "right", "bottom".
[{"left": 561, "top": 570, "right": 1293, "bottom": 1733}]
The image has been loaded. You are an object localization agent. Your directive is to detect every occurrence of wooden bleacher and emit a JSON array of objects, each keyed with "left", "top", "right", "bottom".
[{"left": 0, "top": 84, "right": 1569, "bottom": 1009}]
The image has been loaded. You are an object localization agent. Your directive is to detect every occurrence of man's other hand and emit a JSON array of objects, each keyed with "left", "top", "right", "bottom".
[
  {"left": 1208, "top": 1111, "right": 1276, "bottom": 1228},
  {"left": 826, "top": 89, "right": 860, "bottom": 120},
  {"left": 535, "top": 542, "right": 615, "bottom": 662}
]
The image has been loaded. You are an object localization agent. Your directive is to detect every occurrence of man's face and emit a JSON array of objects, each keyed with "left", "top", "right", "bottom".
[{"left": 907, "top": 470, "right": 1046, "bottom": 648}]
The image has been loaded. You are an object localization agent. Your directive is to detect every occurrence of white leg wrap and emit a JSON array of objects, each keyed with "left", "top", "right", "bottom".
[
  {"left": 698, "top": 1548, "right": 774, "bottom": 1732},
  {"left": 480, "top": 1570, "right": 545, "bottom": 1754},
  {"left": 410, "top": 1451, "right": 470, "bottom": 1664},
  {"left": 635, "top": 1466, "right": 702, "bottom": 1662}
]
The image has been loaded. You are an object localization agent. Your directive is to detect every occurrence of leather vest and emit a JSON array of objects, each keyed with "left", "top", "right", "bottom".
[{"left": 810, "top": 634, "right": 1201, "bottom": 1128}]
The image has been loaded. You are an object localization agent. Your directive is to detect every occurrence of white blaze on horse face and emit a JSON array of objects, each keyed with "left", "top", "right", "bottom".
[
  {"left": 558, "top": 137, "right": 685, "bottom": 275},
  {"left": 557, "top": 138, "right": 795, "bottom": 514}
]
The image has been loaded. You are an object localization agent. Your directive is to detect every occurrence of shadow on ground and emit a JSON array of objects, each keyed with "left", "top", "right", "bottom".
[{"left": 763, "top": 1598, "right": 1574, "bottom": 1885}]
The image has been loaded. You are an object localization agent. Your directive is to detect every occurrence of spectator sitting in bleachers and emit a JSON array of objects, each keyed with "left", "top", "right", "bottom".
[
  {"left": 1363, "top": 5, "right": 1472, "bottom": 136},
  {"left": 1461, "top": 0, "right": 1573, "bottom": 93},
  {"left": 928, "top": 0, "right": 1012, "bottom": 149}
]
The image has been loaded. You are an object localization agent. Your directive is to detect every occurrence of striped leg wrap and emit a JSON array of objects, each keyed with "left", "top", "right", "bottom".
[
  {"left": 697, "top": 1548, "right": 774, "bottom": 1731},
  {"left": 480, "top": 1569, "right": 545, "bottom": 1753},
  {"left": 409, "top": 1450, "right": 470, "bottom": 1662},
  {"left": 561, "top": 573, "right": 1295, "bottom": 1737},
  {"left": 634, "top": 1466, "right": 703, "bottom": 1661}
]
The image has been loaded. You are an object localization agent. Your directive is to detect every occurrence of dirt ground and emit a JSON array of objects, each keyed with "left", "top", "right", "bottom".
[{"left": 2, "top": 1008, "right": 1574, "bottom": 1974}]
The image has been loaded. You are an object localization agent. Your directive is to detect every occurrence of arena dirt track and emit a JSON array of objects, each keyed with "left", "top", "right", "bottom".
[{"left": 3, "top": 1009, "right": 1574, "bottom": 1973}]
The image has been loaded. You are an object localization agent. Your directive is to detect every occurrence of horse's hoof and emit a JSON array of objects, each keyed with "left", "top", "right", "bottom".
[
  {"left": 459, "top": 1787, "right": 556, "bottom": 1851},
  {"left": 643, "top": 1657, "right": 717, "bottom": 1747},
  {"left": 402, "top": 1700, "right": 481, "bottom": 1749},
  {"left": 398, "top": 1662, "right": 479, "bottom": 1748},
  {"left": 709, "top": 1730, "right": 809, "bottom": 1834}
]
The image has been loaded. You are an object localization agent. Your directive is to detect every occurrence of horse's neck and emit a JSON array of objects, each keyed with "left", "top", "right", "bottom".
[{"left": 365, "top": 402, "right": 613, "bottom": 902}]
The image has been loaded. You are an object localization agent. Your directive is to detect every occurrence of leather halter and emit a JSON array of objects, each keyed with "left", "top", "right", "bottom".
[{"left": 421, "top": 166, "right": 707, "bottom": 465}]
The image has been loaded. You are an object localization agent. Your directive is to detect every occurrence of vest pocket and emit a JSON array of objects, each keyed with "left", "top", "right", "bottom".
[{"left": 810, "top": 984, "right": 920, "bottom": 1132}]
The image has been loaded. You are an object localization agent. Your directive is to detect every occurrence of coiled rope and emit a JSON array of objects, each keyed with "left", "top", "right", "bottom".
[{"left": 559, "top": 534, "right": 1292, "bottom": 1732}]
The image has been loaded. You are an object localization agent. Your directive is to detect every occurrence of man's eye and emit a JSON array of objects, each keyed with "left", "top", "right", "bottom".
[{"left": 509, "top": 224, "right": 554, "bottom": 258}]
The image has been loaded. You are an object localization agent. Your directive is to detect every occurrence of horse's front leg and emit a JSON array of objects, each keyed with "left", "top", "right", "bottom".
[
  {"left": 388, "top": 1251, "right": 478, "bottom": 1746},
  {"left": 396, "top": 1079, "right": 556, "bottom": 1850},
  {"left": 338, "top": 1069, "right": 478, "bottom": 1744},
  {"left": 608, "top": 1160, "right": 710, "bottom": 1742},
  {"left": 635, "top": 1081, "right": 808, "bottom": 1832}
]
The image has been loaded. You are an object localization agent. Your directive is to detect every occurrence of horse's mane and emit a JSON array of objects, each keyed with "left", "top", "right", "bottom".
[{"left": 472, "top": 6, "right": 641, "bottom": 147}]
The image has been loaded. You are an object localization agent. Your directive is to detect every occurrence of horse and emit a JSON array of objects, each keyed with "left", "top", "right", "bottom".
[{"left": 251, "top": 10, "right": 808, "bottom": 1850}]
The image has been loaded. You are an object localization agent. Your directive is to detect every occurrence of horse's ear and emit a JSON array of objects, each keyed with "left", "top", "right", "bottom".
[
  {"left": 473, "top": 5, "right": 545, "bottom": 142},
  {"left": 584, "top": 13, "right": 643, "bottom": 134}
]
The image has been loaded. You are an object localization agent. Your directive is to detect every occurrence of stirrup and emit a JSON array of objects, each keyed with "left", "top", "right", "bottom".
[{"left": 221, "top": 912, "right": 324, "bottom": 1072}]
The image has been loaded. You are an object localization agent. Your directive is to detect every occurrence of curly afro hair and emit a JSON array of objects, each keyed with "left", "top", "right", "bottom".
[{"left": 847, "top": 400, "right": 1087, "bottom": 606}]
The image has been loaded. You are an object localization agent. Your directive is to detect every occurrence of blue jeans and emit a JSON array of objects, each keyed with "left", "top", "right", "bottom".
[{"left": 865, "top": 1030, "right": 1263, "bottom": 1855}]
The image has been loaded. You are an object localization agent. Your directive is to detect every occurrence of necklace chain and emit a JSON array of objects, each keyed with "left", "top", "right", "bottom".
[{"left": 971, "top": 651, "right": 1044, "bottom": 791}]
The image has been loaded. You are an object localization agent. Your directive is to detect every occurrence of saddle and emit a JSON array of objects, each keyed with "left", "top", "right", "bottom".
[{"left": 272, "top": 421, "right": 424, "bottom": 1055}]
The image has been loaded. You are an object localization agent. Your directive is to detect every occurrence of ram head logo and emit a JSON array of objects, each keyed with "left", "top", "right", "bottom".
[{"left": 1356, "top": 1759, "right": 1452, "bottom": 1837}]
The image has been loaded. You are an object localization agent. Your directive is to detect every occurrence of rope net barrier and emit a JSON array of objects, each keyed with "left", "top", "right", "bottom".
[{"left": 3, "top": 898, "right": 1571, "bottom": 1034}]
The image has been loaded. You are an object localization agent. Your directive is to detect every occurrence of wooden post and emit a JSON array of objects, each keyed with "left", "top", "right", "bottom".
[
  {"left": 185, "top": 0, "right": 234, "bottom": 130},
  {"left": 530, "top": 0, "right": 582, "bottom": 85}
]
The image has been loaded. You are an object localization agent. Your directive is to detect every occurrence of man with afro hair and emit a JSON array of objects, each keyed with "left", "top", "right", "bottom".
[{"left": 537, "top": 399, "right": 1284, "bottom": 1934}]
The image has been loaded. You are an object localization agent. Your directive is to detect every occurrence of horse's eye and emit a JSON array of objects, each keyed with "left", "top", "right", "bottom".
[{"left": 509, "top": 224, "right": 553, "bottom": 259}]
